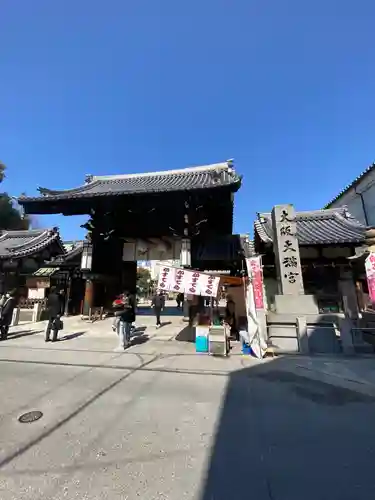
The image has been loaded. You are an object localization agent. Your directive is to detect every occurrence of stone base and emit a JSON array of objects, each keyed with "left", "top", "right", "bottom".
[
  {"left": 267, "top": 323, "right": 300, "bottom": 353},
  {"left": 274, "top": 294, "right": 319, "bottom": 315}
]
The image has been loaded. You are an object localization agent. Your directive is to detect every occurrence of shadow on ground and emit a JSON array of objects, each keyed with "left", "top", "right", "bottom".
[
  {"left": 4, "top": 330, "right": 44, "bottom": 341},
  {"left": 136, "top": 306, "right": 184, "bottom": 317},
  {"left": 59, "top": 331, "right": 86, "bottom": 342},
  {"left": 175, "top": 325, "right": 195, "bottom": 342},
  {"left": 130, "top": 334, "right": 149, "bottom": 346},
  {"left": 200, "top": 356, "right": 375, "bottom": 500},
  {"left": 132, "top": 326, "right": 147, "bottom": 334}
]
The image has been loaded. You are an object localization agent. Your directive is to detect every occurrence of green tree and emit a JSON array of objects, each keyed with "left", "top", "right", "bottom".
[
  {"left": 136, "top": 267, "right": 152, "bottom": 297},
  {"left": 0, "top": 162, "right": 30, "bottom": 230}
]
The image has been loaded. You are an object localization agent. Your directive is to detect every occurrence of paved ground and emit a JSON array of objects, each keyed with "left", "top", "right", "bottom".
[{"left": 1, "top": 305, "right": 375, "bottom": 499}]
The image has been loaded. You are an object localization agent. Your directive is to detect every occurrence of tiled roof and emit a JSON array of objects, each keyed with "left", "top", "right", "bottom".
[
  {"left": 62, "top": 241, "right": 84, "bottom": 260},
  {"left": 324, "top": 162, "right": 375, "bottom": 208},
  {"left": 18, "top": 161, "right": 241, "bottom": 203},
  {"left": 254, "top": 208, "right": 365, "bottom": 245},
  {"left": 45, "top": 240, "right": 84, "bottom": 266},
  {"left": 0, "top": 228, "right": 65, "bottom": 259}
]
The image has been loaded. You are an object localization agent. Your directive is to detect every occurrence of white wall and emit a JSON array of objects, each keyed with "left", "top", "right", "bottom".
[{"left": 328, "top": 168, "right": 375, "bottom": 226}]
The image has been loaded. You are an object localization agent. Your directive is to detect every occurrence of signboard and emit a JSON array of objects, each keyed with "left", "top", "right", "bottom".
[
  {"left": 28, "top": 288, "right": 46, "bottom": 300},
  {"left": 26, "top": 278, "right": 50, "bottom": 289},
  {"left": 246, "top": 257, "right": 264, "bottom": 309},
  {"left": 122, "top": 239, "right": 182, "bottom": 262},
  {"left": 271, "top": 204, "right": 304, "bottom": 295},
  {"left": 157, "top": 266, "right": 220, "bottom": 297},
  {"left": 170, "top": 267, "right": 187, "bottom": 293},
  {"left": 157, "top": 266, "right": 176, "bottom": 292},
  {"left": 365, "top": 253, "right": 375, "bottom": 304}
]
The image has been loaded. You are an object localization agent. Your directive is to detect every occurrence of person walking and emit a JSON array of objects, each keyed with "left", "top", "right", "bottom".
[
  {"left": 176, "top": 292, "right": 184, "bottom": 310},
  {"left": 151, "top": 290, "right": 165, "bottom": 328},
  {"left": 114, "top": 290, "right": 136, "bottom": 351},
  {"left": 225, "top": 295, "right": 239, "bottom": 341},
  {"left": 0, "top": 289, "right": 17, "bottom": 340},
  {"left": 45, "top": 287, "right": 63, "bottom": 342}
]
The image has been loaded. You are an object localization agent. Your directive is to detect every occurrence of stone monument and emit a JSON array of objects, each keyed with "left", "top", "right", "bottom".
[
  {"left": 271, "top": 204, "right": 319, "bottom": 315},
  {"left": 267, "top": 205, "right": 319, "bottom": 353}
]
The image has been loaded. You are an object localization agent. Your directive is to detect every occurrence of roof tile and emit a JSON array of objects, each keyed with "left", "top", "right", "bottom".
[
  {"left": 19, "top": 162, "right": 241, "bottom": 203},
  {"left": 324, "top": 163, "right": 375, "bottom": 207},
  {"left": 254, "top": 208, "right": 365, "bottom": 246},
  {"left": 0, "top": 228, "right": 65, "bottom": 259}
]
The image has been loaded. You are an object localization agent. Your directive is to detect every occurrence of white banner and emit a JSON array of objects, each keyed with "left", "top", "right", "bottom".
[
  {"left": 157, "top": 266, "right": 176, "bottom": 292},
  {"left": 157, "top": 266, "right": 220, "bottom": 297},
  {"left": 198, "top": 273, "right": 220, "bottom": 297},
  {"left": 169, "top": 267, "right": 187, "bottom": 293}
]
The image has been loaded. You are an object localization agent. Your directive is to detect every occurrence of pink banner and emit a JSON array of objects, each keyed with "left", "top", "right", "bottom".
[
  {"left": 368, "top": 276, "right": 375, "bottom": 304},
  {"left": 246, "top": 257, "right": 264, "bottom": 309},
  {"left": 365, "top": 253, "right": 375, "bottom": 304}
]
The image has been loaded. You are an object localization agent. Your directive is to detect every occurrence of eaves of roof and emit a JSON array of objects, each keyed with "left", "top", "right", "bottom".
[
  {"left": 18, "top": 161, "right": 242, "bottom": 204},
  {"left": 0, "top": 228, "right": 65, "bottom": 260},
  {"left": 254, "top": 208, "right": 366, "bottom": 246},
  {"left": 324, "top": 163, "right": 375, "bottom": 208}
]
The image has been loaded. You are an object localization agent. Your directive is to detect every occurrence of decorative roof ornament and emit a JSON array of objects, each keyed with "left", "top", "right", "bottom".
[
  {"left": 38, "top": 187, "right": 51, "bottom": 197},
  {"left": 210, "top": 169, "right": 224, "bottom": 184}
]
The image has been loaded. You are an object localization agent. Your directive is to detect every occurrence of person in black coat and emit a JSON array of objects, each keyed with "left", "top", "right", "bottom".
[
  {"left": 114, "top": 290, "right": 136, "bottom": 350},
  {"left": 45, "top": 288, "right": 63, "bottom": 342},
  {"left": 0, "top": 289, "right": 17, "bottom": 340},
  {"left": 151, "top": 290, "right": 165, "bottom": 328}
]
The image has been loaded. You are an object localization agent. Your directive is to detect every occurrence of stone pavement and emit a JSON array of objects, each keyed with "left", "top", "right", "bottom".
[{"left": 1, "top": 307, "right": 375, "bottom": 498}]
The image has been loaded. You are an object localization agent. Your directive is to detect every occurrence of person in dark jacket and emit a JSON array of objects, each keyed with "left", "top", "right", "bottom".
[
  {"left": 114, "top": 290, "right": 136, "bottom": 350},
  {"left": 45, "top": 287, "right": 63, "bottom": 342},
  {"left": 0, "top": 289, "right": 17, "bottom": 340},
  {"left": 176, "top": 292, "right": 184, "bottom": 309},
  {"left": 151, "top": 290, "right": 165, "bottom": 328}
]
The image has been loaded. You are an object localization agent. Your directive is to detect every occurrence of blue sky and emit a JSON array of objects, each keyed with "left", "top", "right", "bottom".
[{"left": 1, "top": 0, "right": 375, "bottom": 240}]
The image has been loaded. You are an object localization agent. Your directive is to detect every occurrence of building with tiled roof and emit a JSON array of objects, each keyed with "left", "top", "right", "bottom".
[
  {"left": 324, "top": 162, "right": 375, "bottom": 226},
  {"left": 253, "top": 207, "right": 367, "bottom": 316},
  {"left": 0, "top": 228, "right": 65, "bottom": 295},
  {"left": 18, "top": 161, "right": 241, "bottom": 209},
  {"left": 254, "top": 207, "right": 365, "bottom": 248},
  {"left": 0, "top": 228, "right": 64, "bottom": 261},
  {"left": 18, "top": 161, "right": 243, "bottom": 312}
]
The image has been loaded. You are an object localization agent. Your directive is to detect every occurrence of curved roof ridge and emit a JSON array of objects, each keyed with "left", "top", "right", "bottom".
[
  {"left": 6, "top": 228, "right": 59, "bottom": 252},
  {"left": 18, "top": 160, "right": 241, "bottom": 204},
  {"left": 254, "top": 219, "right": 273, "bottom": 243},
  {"left": 258, "top": 207, "right": 349, "bottom": 220},
  {"left": 334, "top": 210, "right": 366, "bottom": 228},
  {"left": 0, "top": 228, "right": 45, "bottom": 239},
  {"left": 32, "top": 181, "right": 102, "bottom": 197},
  {"left": 0, "top": 227, "right": 65, "bottom": 259},
  {"left": 254, "top": 207, "right": 365, "bottom": 246},
  {"left": 92, "top": 160, "right": 236, "bottom": 182}
]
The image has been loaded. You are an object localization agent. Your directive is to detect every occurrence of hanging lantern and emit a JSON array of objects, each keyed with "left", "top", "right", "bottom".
[
  {"left": 81, "top": 242, "right": 93, "bottom": 271},
  {"left": 181, "top": 238, "right": 191, "bottom": 267}
]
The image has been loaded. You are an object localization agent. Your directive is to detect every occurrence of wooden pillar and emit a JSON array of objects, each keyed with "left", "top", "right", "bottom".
[
  {"left": 182, "top": 198, "right": 192, "bottom": 321},
  {"left": 64, "top": 274, "right": 72, "bottom": 316},
  {"left": 82, "top": 278, "right": 94, "bottom": 316}
]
